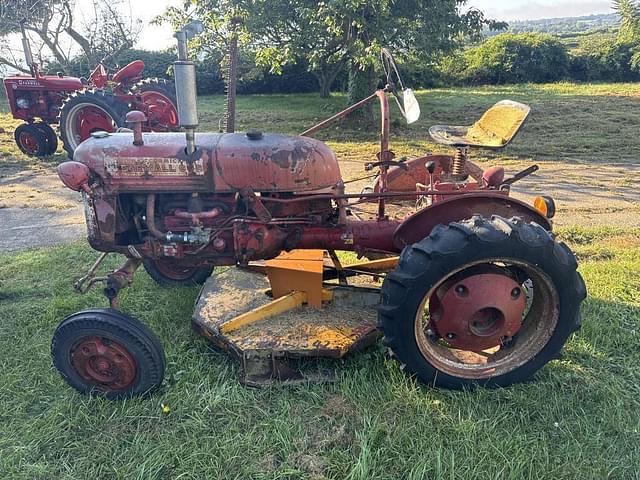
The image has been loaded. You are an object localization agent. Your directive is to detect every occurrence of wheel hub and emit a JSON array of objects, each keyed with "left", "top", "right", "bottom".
[
  {"left": 140, "top": 91, "right": 178, "bottom": 129},
  {"left": 430, "top": 273, "right": 526, "bottom": 352},
  {"left": 71, "top": 336, "right": 137, "bottom": 389},
  {"left": 73, "top": 106, "right": 115, "bottom": 142},
  {"left": 18, "top": 131, "right": 38, "bottom": 154}
]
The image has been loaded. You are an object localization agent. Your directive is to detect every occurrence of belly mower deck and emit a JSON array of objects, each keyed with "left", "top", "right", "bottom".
[{"left": 192, "top": 251, "right": 397, "bottom": 386}]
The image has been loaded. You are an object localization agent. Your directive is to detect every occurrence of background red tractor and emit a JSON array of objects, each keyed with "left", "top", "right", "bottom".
[{"left": 2, "top": 23, "right": 178, "bottom": 158}]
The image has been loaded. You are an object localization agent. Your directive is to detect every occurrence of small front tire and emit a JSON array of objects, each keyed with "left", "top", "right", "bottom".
[
  {"left": 14, "top": 123, "right": 49, "bottom": 157},
  {"left": 33, "top": 122, "right": 58, "bottom": 155},
  {"left": 51, "top": 308, "right": 165, "bottom": 399}
]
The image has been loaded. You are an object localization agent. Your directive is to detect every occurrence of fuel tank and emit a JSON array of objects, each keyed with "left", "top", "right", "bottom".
[{"left": 73, "top": 131, "right": 342, "bottom": 193}]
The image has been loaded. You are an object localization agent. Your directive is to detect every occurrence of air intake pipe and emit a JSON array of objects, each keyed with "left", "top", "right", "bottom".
[{"left": 174, "top": 21, "right": 204, "bottom": 155}]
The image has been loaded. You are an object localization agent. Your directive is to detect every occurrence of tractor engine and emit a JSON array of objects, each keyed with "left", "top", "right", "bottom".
[{"left": 59, "top": 129, "right": 344, "bottom": 265}]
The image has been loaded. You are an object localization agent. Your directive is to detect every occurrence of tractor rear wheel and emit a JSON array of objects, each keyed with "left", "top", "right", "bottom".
[
  {"left": 130, "top": 78, "right": 179, "bottom": 131},
  {"left": 59, "top": 89, "right": 128, "bottom": 158},
  {"left": 14, "top": 123, "right": 49, "bottom": 157},
  {"left": 33, "top": 122, "right": 58, "bottom": 155},
  {"left": 143, "top": 258, "right": 213, "bottom": 287},
  {"left": 51, "top": 308, "right": 165, "bottom": 399},
  {"left": 379, "top": 215, "right": 586, "bottom": 389}
]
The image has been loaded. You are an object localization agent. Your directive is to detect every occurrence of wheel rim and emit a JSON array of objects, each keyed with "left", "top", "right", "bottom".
[
  {"left": 18, "top": 130, "right": 39, "bottom": 155},
  {"left": 65, "top": 103, "right": 117, "bottom": 150},
  {"left": 153, "top": 260, "right": 198, "bottom": 281},
  {"left": 414, "top": 259, "right": 559, "bottom": 380},
  {"left": 139, "top": 91, "right": 178, "bottom": 130},
  {"left": 70, "top": 336, "right": 138, "bottom": 390}
]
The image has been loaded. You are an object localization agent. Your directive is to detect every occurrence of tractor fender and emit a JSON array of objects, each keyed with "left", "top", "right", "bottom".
[{"left": 393, "top": 193, "right": 551, "bottom": 250}]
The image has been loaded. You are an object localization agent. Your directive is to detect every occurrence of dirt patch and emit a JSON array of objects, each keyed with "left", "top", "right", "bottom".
[{"left": 0, "top": 165, "right": 85, "bottom": 251}]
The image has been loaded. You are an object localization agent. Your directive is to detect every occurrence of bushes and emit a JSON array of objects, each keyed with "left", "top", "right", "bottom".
[
  {"left": 451, "top": 33, "right": 570, "bottom": 85},
  {"left": 435, "top": 32, "right": 640, "bottom": 86}
]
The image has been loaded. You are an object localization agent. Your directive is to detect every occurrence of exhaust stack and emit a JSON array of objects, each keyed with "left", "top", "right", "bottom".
[
  {"left": 174, "top": 21, "right": 204, "bottom": 155},
  {"left": 20, "top": 22, "right": 35, "bottom": 77}
]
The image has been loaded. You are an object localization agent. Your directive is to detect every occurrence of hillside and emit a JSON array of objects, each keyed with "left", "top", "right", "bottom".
[{"left": 508, "top": 13, "right": 620, "bottom": 34}]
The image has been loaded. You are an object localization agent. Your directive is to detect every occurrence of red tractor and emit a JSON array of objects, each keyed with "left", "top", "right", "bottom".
[
  {"left": 52, "top": 24, "right": 586, "bottom": 398},
  {"left": 3, "top": 23, "right": 178, "bottom": 158}
]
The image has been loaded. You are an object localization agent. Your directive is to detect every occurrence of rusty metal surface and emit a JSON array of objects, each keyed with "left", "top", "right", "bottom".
[
  {"left": 430, "top": 273, "right": 526, "bottom": 352},
  {"left": 74, "top": 132, "right": 341, "bottom": 193},
  {"left": 192, "top": 267, "right": 380, "bottom": 362},
  {"left": 393, "top": 193, "right": 552, "bottom": 250}
]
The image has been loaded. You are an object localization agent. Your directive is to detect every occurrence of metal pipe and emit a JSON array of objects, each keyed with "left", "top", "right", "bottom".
[
  {"left": 146, "top": 194, "right": 166, "bottom": 239},
  {"left": 20, "top": 22, "right": 35, "bottom": 77},
  {"left": 376, "top": 89, "right": 391, "bottom": 220},
  {"left": 256, "top": 189, "right": 500, "bottom": 205},
  {"left": 174, "top": 26, "right": 200, "bottom": 155},
  {"left": 300, "top": 91, "right": 380, "bottom": 137}
]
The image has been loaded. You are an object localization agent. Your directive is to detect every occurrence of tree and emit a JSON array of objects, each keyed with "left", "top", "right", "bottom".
[
  {"left": 161, "top": 0, "right": 500, "bottom": 101},
  {"left": 613, "top": 0, "right": 640, "bottom": 71},
  {"left": 614, "top": 0, "right": 640, "bottom": 42},
  {"left": 0, "top": 0, "right": 141, "bottom": 74}
]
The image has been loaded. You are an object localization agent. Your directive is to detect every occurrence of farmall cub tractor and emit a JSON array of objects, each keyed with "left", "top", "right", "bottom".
[
  {"left": 52, "top": 23, "right": 586, "bottom": 398},
  {"left": 3, "top": 23, "right": 178, "bottom": 158}
]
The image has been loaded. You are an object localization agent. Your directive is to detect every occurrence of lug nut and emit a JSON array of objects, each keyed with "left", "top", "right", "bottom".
[
  {"left": 511, "top": 287, "right": 521, "bottom": 299},
  {"left": 446, "top": 333, "right": 456, "bottom": 340},
  {"left": 455, "top": 285, "right": 468, "bottom": 297}
]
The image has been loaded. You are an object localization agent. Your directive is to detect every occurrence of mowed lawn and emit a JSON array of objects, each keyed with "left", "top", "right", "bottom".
[
  {"left": 0, "top": 83, "right": 640, "bottom": 478},
  {"left": 0, "top": 228, "right": 638, "bottom": 479}
]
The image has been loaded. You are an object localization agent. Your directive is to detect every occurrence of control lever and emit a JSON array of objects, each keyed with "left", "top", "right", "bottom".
[
  {"left": 502, "top": 165, "right": 539, "bottom": 186},
  {"left": 365, "top": 159, "right": 409, "bottom": 172}
]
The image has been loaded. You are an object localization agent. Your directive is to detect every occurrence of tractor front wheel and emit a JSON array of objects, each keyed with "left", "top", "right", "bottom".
[
  {"left": 143, "top": 258, "right": 213, "bottom": 287},
  {"left": 51, "top": 308, "right": 165, "bottom": 398},
  {"left": 33, "top": 122, "right": 58, "bottom": 155},
  {"left": 379, "top": 215, "right": 586, "bottom": 389},
  {"left": 59, "top": 89, "right": 128, "bottom": 158},
  {"left": 14, "top": 123, "right": 49, "bottom": 157}
]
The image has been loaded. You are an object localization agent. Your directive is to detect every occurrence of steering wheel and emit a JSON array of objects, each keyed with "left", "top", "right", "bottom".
[{"left": 381, "top": 48, "right": 407, "bottom": 114}]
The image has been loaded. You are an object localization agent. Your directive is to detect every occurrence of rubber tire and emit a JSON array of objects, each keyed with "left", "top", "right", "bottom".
[
  {"left": 129, "top": 78, "right": 179, "bottom": 131},
  {"left": 33, "top": 122, "right": 58, "bottom": 155},
  {"left": 58, "top": 89, "right": 129, "bottom": 158},
  {"left": 143, "top": 259, "right": 214, "bottom": 287},
  {"left": 14, "top": 123, "right": 49, "bottom": 157},
  {"left": 378, "top": 215, "right": 587, "bottom": 390},
  {"left": 51, "top": 308, "right": 166, "bottom": 399}
]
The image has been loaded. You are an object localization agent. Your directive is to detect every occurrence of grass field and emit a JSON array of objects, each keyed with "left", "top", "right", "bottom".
[
  {"left": 1, "top": 83, "right": 640, "bottom": 478},
  {"left": 0, "top": 227, "right": 639, "bottom": 479}
]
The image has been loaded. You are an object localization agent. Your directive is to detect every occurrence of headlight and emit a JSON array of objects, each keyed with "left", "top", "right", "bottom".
[{"left": 16, "top": 98, "right": 30, "bottom": 109}]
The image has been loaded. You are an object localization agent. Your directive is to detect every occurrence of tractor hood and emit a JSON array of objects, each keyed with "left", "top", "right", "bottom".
[{"left": 72, "top": 131, "right": 342, "bottom": 194}]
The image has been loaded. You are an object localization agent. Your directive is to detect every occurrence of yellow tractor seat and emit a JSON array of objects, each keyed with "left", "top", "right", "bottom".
[{"left": 429, "top": 100, "right": 531, "bottom": 150}]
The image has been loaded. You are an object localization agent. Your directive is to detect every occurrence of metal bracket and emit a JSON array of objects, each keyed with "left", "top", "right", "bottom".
[{"left": 240, "top": 188, "right": 273, "bottom": 223}]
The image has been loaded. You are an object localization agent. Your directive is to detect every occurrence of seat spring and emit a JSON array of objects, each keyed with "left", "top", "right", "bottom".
[{"left": 452, "top": 148, "right": 467, "bottom": 176}]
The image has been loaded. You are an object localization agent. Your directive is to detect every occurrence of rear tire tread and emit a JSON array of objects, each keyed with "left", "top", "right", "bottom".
[{"left": 379, "top": 215, "right": 585, "bottom": 389}]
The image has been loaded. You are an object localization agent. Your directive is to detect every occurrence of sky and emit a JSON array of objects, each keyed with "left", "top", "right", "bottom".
[{"left": 467, "top": 0, "right": 613, "bottom": 22}]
